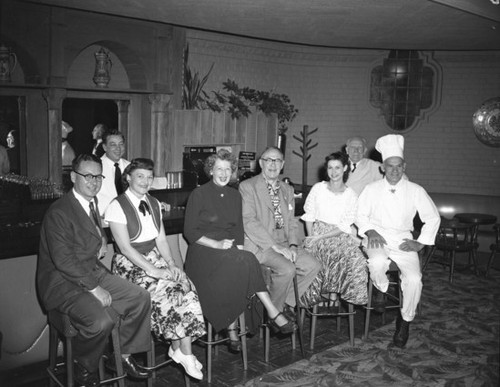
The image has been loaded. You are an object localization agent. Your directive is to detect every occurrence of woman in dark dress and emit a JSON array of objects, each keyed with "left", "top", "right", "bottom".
[{"left": 184, "top": 149, "right": 295, "bottom": 351}]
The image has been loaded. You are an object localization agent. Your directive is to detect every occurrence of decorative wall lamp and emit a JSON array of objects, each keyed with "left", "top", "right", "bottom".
[
  {"left": 93, "top": 47, "right": 112, "bottom": 88},
  {"left": 472, "top": 97, "right": 500, "bottom": 147},
  {"left": 0, "top": 44, "right": 17, "bottom": 82}
]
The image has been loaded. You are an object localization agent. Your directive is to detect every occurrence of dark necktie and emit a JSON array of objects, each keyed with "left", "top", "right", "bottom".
[
  {"left": 114, "top": 163, "right": 123, "bottom": 195},
  {"left": 139, "top": 200, "right": 150, "bottom": 216},
  {"left": 89, "top": 201, "right": 108, "bottom": 256},
  {"left": 352, "top": 163, "right": 357, "bottom": 172},
  {"left": 89, "top": 201, "right": 104, "bottom": 236}
]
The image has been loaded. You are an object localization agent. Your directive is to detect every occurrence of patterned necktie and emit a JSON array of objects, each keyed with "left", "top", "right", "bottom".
[
  {"left": 139, "top": 200, "right": 150, "bottom": 216},
  {"left": 114, "top": 163, "right": 123, "bottom": 195},
  {"left": 266, "top": 182, "right": 284, "bottom": 230}
]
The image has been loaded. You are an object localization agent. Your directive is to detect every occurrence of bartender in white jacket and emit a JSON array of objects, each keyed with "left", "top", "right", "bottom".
[{"left": 356, "top": 134, "right": 440, "bottom": 348}]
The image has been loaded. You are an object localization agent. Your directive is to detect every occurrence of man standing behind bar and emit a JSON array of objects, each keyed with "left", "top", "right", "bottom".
[
  {"left": 97, "top": 130, "right": 130, "bottom": 215},
  {"left": 345, "top": 136, "right": 383, "bottom": 195},
  {"left": 239, "top": 146, "right": 321, "bottom": 317},
  {"left": 356, "top": 135, "right": 440, "bottom": 348},
  {"left": 37, "top": 154, "right": 152, "bottom": 387}
]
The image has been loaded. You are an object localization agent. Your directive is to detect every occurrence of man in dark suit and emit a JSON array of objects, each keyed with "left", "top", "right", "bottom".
[
  {"left": 239, "top": 147, "right": 321, "bottom": 317},
  {"left": 37, "top": 154, "right": 152, "bottom": 387}
]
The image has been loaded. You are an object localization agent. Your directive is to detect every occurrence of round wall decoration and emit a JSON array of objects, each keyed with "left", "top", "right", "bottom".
[{"left": 472, "top": 97, "right": 500, "bottom": 147}]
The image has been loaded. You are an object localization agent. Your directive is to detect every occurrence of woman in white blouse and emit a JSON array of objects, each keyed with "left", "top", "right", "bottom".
[
  {"left": 105, "top": 158, "right": 205, "bottom": 380},
  {"left": 300, "top": 152, "right": 368, "bottom": 307}
]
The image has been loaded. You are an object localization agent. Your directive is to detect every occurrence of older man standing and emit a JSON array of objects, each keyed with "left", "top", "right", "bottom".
[
  {"left": 356, "top": 134, "right": 440, "bottom": 348},
  {"left": 239, "top": 146, "right": 321, "bottom": 318},
  {"left": 345, "top": 136, "right": 383, "bottom": 195}
]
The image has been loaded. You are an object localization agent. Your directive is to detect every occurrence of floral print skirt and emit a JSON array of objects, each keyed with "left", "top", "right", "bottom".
[
  {"left": 113, "top": 248, "right": 206, "bottom": 341},
  {"left": 300, "top": 221, "right": 368, "bottom": 307}
]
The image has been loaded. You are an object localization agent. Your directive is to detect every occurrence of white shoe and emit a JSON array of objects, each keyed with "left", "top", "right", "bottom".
[
  {"left": 169, "top": 347, "right": 203, "bottom": 380},
  {"left": 168, "top": 346, "right": 203, "bottom": 370}
]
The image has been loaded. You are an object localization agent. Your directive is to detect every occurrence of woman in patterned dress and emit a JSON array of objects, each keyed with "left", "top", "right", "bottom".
[
  {"left": 300, "top": 151, "right": 368, "bottom": 307},
  {"left": 105, "top": 158, "right": 205, "bottom": 380}
]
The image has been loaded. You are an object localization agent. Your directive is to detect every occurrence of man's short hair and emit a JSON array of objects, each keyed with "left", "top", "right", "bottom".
[
  {"left": 72, "top": 154, "right": 102, "bottom": 171},
  {"left": 345, "top": 136, "right": 367, "bottom": 148},
  {"left": 102, "top": 129, "right": 125, "bottom": 144},
  {"left": 260, "top": 146, "right": 284, "bottom": 159}
]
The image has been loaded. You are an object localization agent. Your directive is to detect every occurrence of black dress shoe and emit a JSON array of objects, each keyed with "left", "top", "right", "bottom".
[
  {"left": 393, "top": 316, "right": 410, "bottom": 348},
  {"left": 74, "top": 361, "right": 100, "bottom": 387},
  {"left": 372, "top": 288, "right": 386, "bottom": 314},
  {"left": 121, "top": 356, "right": 151, "bottom": 379},
  {"left": 268, "top": 312, "right": 297, "bottom": 335},
  {"left": 226, "top": 328, "right": 242, "bottom": 353}
]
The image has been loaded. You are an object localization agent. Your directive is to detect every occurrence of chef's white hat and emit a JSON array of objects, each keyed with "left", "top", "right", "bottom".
[{"left": 375, "top": 134, "right": 404, "bottom": 161}]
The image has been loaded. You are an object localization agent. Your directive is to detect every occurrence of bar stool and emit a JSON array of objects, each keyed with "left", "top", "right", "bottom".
[
  {"left": 47, "top": 310, "right": 126, "bottom": 387},
  {"left": 197, "top": 312, "right": 247, "bottom": 383},
  {"left": 363, "top": 260, "right": 402, "bottom": 340},
  {"left": 145, "top": 335, "right": 190, "bottom": 387},
  {"left": 300, "top": 293, "right": 355, "bottom": 349},
  {"left": 261, "top": 267, "right": 305, "bottom": 362}
]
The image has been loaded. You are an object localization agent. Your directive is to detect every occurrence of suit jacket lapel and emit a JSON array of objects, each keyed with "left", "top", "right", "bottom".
[
  {"left": 68, "top": 191, "right": 102, "bottom": 241},
  {"left": 256, "top": 176, "right": 274, "bottom": 212}
]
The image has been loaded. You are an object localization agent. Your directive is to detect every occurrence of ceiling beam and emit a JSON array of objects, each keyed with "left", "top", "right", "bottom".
[{"left": 430, "top": 0, "right": 500, "bottom": 23}]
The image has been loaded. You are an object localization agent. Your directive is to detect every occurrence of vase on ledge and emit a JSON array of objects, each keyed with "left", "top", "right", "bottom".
[
  {"left": 277, "top": 127, "right": 287, "bottom": 156},
  {"left": 0, "top": 44, "right": 17, "bottom": 83},
  {"left": 93, "top": 47, "right": 112, "bottom": 88}
]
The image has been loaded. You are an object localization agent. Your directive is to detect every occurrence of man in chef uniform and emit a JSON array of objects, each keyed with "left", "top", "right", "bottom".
[{"left": 356, "top": 134, "right": 440, "bottom": 347}]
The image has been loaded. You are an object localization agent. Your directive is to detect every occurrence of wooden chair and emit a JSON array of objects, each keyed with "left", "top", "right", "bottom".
[
  {"left": 197, "top": 312, "right": 248, "bottom": 383},
  {"left": 423, "top": 219, "right": 478, "bottom": 282},
  {"left": 47, "top": 310, "right": 126, "bottom": 387},
  {"left": 486, "top": 223, "right": 500, "bottom": 277},
  {"left": 363, "top": 260, "right": 403, "bottom": 340}
]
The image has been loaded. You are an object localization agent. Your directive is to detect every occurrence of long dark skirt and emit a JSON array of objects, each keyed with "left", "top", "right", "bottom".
[{"left": 185, "top": 244, "right": 267, "bottom": 332}]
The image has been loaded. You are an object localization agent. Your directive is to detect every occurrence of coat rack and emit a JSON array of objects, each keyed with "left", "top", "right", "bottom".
[{"left": 292, "top": 125, "right": 318, "bottom": 188}]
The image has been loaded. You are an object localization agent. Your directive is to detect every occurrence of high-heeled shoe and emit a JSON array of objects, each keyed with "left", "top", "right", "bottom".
[
  {"left": 226, "top": 328, "right": 242, "bottom": 353},
  {"left": 268, "top": 312, "right": 297, "bottom": 335}
]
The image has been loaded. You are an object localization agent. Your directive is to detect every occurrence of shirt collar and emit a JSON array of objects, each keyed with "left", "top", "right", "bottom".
[
  {"left": 102, "top": 154, "right": 124, "bottom": 166},
  {"left": 125, "top": 189, "right": 146, "bottom": 207},
  {"left": 72, "top": 189, "right": 95, "bottom": 214}
]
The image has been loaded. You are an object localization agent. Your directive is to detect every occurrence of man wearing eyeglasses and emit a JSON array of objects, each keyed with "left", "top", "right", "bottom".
[
  {"left": 37, "top": 154, "right": 152, "bottom": 386},
  {"left": 239, "top": 147, "right": 321, "bottom": 320},
  {"left": 97, "top": 130, "right": 130, "bottom": 215}
]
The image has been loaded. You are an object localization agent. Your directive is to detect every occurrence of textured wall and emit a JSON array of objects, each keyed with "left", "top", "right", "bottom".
[{"left": 186, "top": 30, "right": 500, "bottom": 196}]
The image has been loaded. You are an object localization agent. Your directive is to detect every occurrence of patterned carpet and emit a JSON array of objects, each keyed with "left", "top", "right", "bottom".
[{"left": 238, "top": 266, "right": 500, "bottom": 386}]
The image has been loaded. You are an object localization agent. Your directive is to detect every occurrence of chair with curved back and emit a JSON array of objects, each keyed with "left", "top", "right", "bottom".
[{"left": 423, "top": 218, "right": 477, "bottom": 283}]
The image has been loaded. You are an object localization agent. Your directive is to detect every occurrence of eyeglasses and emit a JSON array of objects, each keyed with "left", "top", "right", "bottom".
[
  {"left": 74, "top": 171, "right": 105, "bottom": 182},
  {"left": 261, "top": 157, "right": 284, "bottom": 165}
]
